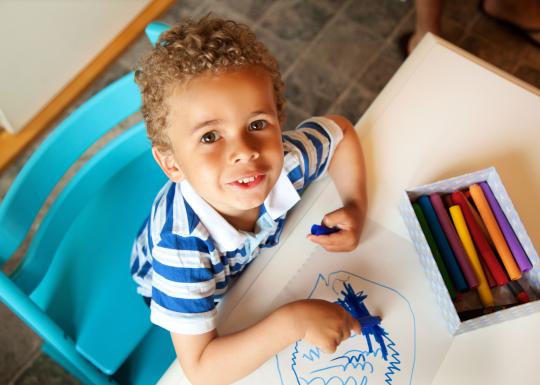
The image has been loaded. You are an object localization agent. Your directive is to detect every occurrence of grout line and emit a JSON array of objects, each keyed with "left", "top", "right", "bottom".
[
  {"left": 251, "top": 0, "right": 284, "bottom": 29},
  {"left": 7, "top": 346, "right": 42, "bottom": 385},
  {"left": 328, "top": 7, "right": 414, "bottom": 114},
  {"left": 282, "top": 0, "right": 353, "bottom": 80}
]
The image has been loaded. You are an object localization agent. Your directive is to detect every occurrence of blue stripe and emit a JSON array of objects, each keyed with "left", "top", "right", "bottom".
[
  {"left": 162, "top": 183, "right": 177, "bottom": 234},
  {"left": 304, "top": 131, "right": 324, "bottom": 172},
  {"left": 299, "top": 122, "right": 333, "bottom": 179},
  {"left": 152, "top": 287, "right": 216, "bottom": 313},
  {"left": 216, "top": 277, "right": 230, "bottom": 290},
  {"left": 137, "top": 261, "right": 152, "bottom": 278},
  {"left": 299, "top": 121, "right": 332, "bottom": 144},
  {"left": 286, "top": 165, "right": 303, "bottom": 185},
  {"left": 225, "top": 247, "right": 246, "bottom": 259},
  {"left": 153, "top": 258, "right": 213, "bottom": 283},
  {"left": 230, "top": 262, "right": 247, "bottom": 274},
  {"left": 130, "top": 254, "right": 140, "bottom": 275},
  {"left": 153, "top": 184, "right": 170, "bottom": 221},
  {"left": 283, "top": 135, "right": 312, "bottom": 186},
  {"left": 158, "top": 232, "right": 215, "bottom": 252},
  {"left": 147, "top": 217, "right": 154, "bottom": 254},
  {"left": 184, "top": 199, "right": 200, "bottom": 234}
]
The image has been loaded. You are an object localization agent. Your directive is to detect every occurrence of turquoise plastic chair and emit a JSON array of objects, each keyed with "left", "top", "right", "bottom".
[{"left": 0, "top": 22, "right": 174, "bottom": 385}]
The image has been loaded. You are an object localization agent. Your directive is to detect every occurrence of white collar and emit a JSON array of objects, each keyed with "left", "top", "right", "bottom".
[{"left": 179, "top": 169, "right": 300, "bottom": 251}]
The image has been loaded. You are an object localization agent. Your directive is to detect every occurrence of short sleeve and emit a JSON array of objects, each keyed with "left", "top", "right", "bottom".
[
  {"left": 149, "top": 238, "right": 218, "bottom": 335},
  {"left": 282, "top": 116, "right": 344, "bottom": 192}
]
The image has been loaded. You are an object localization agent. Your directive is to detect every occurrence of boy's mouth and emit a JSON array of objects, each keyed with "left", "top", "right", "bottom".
[{"left": 228, "top": 174, "right": 265, "bottom": 189}]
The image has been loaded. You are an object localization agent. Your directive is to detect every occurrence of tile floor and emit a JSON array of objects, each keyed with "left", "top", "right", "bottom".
[{"left": 0, "top": 0, "right": 539, "bottom": 383}]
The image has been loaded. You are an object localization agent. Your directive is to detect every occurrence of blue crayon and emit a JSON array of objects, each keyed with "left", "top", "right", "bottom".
[
  {"left": 311, "top": 224, "right": 340, "bottom": 236},
  {"left": 358, "top": 315, "right": 382, "bottom": 328},
  {"left": 418, "top": 195, "right": 468, "bottom": 292}
]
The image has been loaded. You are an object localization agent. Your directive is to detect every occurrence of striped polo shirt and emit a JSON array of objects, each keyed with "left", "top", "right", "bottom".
[{"left": 130, "top": 116, "right": 343, "bottom": 334}]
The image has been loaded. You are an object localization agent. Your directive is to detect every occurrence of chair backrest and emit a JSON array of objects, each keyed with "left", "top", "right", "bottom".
[
  {"left": 0, "top": 73, "right": 141, "bottom": 265},
  {"left": 0, "top": 21, "right": 175, "bottom": 383}
]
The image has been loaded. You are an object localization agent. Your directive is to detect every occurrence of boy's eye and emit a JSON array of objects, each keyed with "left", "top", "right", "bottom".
[
  {"left": 249, "top": 120, "right": 267, "bottom": 131},
  {"left": 200, "top": 131, "right": 221, "bottom": 144}
]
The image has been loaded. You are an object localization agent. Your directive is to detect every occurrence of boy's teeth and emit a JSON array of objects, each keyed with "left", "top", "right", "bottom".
[{"left": 238, "top": 176, "right": 256, "bottom": 183}]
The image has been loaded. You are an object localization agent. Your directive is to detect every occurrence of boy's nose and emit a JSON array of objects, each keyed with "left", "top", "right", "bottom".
[{"left": 229, "top": 136, "right": 259, "bottom": 164}]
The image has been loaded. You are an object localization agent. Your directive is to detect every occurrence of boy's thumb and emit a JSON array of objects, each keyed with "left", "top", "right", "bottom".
[{"left": 322, "top": 208, "right": 343, "bottom": 228}]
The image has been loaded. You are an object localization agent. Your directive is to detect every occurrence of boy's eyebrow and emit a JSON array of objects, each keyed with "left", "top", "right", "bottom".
[
  {"left": 192, "top": 119, "right": 223, "bottom": 132},
  {"left": 249, "top": 110, "right": 273, "bottom": 117}
]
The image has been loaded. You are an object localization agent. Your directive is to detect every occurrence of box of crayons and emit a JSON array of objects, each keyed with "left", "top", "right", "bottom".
[{"left": 400, "top": 167, "right": 540, "bottom": 335}]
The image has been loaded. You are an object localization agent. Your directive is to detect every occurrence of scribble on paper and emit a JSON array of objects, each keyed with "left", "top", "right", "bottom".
[{"left": 274, "top": 271, "right": 416, "bottom": 385}]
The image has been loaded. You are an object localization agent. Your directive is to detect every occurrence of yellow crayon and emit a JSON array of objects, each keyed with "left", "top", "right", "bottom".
[
  {"left": 449, "top": 205, "right": 494, "bottom": 307},
  {"left": 469, "top": 184, "right": 521, "bottom": 280}
]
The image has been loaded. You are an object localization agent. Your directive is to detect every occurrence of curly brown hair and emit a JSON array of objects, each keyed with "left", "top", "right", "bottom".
[{"left": 134, "top": 15, "right": 285, "bottom": 151}]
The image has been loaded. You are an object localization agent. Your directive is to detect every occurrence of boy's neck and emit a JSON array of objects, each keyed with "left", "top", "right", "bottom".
[{"left": 222, "top": 206, "right": 260, "bottom": 233}]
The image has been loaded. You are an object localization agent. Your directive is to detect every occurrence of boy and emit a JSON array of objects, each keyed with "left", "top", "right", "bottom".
[{"left": 131, "top": 15, "right": 367, "bottom": 385}]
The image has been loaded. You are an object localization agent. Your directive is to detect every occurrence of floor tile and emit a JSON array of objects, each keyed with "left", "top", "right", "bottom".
[
  {"left": 254, "top": 28, "right": 303, "bottom": 74},
  {"left": 259, "top": 0, "right": 342, "bottom": 45},
  {"left": 284, "top": 57, "right": 349, "bottom": 116},
  {"left": 0, "top": 304, "right": 41, "bottom": 385},
  {"left": 359, "top": 42, "right": 404, "bottom": 94},
  {"left": 342, "top": 0, "right": 411, "bottom": 39},
  {"left": 309, "top": 13, "right": 385, "bottom": 81},
  {"left": 225, "top": 0, "right": 276, "bottom": 22},
  {"left": 329, "top": 84, "right": 374, "bottom": 123},
  {"left": 14, "top": 353, "right": 81, "bottom": 385}
]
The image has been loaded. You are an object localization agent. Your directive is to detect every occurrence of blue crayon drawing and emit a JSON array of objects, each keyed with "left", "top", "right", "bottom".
[
  {"left": 336, "top": 283, "right": 390, "bottom": 361},
  {"left": 274, "top": 271, "right": 416, "bottom": 385}
]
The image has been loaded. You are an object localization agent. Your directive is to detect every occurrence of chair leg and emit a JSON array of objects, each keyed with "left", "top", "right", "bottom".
[{"left": 0, "top": 273, "right": 112, "bottom": 385}]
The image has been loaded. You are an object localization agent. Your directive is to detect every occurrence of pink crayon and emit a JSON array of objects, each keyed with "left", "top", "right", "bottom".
[{"left": 430, "top": 193, "right": 479, "bottom": 288}]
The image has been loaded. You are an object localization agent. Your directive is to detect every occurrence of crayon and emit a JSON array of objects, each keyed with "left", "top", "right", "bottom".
[
  {"left": 431, "top": 193, "right": 479, "bottom": 288},
  {"left": 442, "top": 194, "right": 454, "bottom": 208},
  {"left": 451, "top": 191, "right": 508, "bottom": 286},
  {"left": 507, "top": 280, "right": 529, "bottom": 304},
  {"left": 310, "top": 224, "right": 340, "bottom": 236},
  {"left": 449, "top": 205, "right": 494, "bottom": 307},
  {"left": 465, "top": 195, "right": 492, "bottom": 245},
  {"left": 479, "top": 182, "right": 533, "bottom": 272},
  {"left": 418, "top": 196, "right": 467, "bottom": 292},
  {"left": 413, "top": 203, "right": 457, "bottom": 299},
  {"left": 480, "top": 256, "right": 497, "bottom": 288},
  {"left": 469, "top": 184, "right": 521, "bottom": 280}
]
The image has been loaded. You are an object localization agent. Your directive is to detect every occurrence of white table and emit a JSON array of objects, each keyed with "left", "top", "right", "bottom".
[{"left": 159, "top": 34, "right": 540, "bottom": 385}]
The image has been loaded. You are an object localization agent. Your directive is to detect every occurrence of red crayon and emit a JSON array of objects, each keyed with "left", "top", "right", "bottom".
[
  {"left": 451, "top": 191, "right": 508, "bottom": 286},
  {"left": 508, "top": 281, "right": 529, "bottom": 304}
]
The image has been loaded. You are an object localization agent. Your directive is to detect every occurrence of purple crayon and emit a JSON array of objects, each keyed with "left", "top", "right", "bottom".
[{"left": 479, "top": 182, "right": 533, "bottom": 272}]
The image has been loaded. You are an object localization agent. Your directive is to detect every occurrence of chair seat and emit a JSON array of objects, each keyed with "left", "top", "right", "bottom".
[{"left": 29, "top": 149, "right": 166, "bottom": 375}]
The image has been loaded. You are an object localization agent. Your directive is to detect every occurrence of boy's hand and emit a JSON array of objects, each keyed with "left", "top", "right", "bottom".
[
  {"left": 307, "top": 204, "right": 363, "bottom": 252},
  {"left": 291, "top": 299, "right": 361, "bottom": 354}
]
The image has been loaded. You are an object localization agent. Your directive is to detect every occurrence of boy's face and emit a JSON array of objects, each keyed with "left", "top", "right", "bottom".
[{"left": 154, "top": 65, "right": 284, "bottom": 221}]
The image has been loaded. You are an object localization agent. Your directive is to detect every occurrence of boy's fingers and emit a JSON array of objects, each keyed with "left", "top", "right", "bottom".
[
  {"left": 307, "top": 231, "right": 357, "bottom": 251},
  {"left": 321, "top": 207, "right": 351, "bottom": 228},
  {"left": 352, "top": 319, "right": 362, "bottom": 335}
]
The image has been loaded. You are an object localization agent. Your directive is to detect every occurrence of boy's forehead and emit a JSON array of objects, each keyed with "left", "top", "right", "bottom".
[
  {"left": 172, "top": 65, "right": 271, "bottom": 93},
  {"left": 167, "top": 66, "right": 276, "bottom": 121}
]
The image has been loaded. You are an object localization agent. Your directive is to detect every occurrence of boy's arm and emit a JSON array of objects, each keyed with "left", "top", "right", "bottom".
[
  {"left": 171, "top": 299, "right": 360, "bottom": 385},
  {"left": 307, "top": 115, "right": 367, "bottom": 252}
]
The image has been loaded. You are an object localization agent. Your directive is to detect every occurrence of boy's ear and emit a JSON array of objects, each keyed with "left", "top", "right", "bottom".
[{"left": 151, "top": 146, "right": 184, "bottom": 182}]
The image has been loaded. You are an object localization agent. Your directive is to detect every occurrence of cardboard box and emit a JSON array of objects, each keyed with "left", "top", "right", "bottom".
[{"left": 399, "top": 167, "right": 540, "bottom": 334}]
